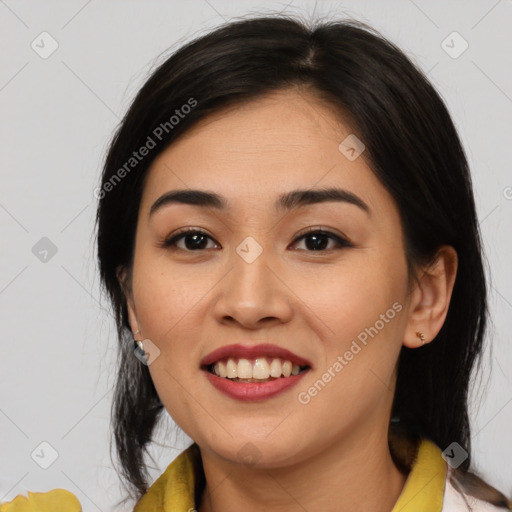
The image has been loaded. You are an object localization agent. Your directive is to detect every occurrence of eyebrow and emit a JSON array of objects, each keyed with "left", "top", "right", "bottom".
[{"left": 149, "top": 187, "right": 370, "bottom": 217}]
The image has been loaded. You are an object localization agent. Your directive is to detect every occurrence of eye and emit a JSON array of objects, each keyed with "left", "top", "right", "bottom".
[
  {"left": 161, "top": 227, "right": 353, "bottom": 252},
  {"left": 290, "top": 228, "right": 353, "bottom": 252},
  {"left": 162, "top": 228, "right": 219, "bottom": 251}
]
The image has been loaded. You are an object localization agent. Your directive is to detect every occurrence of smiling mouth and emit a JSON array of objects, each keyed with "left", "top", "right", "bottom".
[{"left": 203, "top": 357, "right": 311, "bottom": 383}]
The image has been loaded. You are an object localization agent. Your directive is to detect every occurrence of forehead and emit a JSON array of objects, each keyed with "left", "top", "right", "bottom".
[{"left": 140, "top": 90, "right": 393, "bottom": 217}]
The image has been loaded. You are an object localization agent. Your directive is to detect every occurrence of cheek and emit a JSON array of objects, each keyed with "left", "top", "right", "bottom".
[
  {"left": 294, "top": 275, "right": 405, "bottom": 442},
  {"left": 300, "top": 250, "right": 407, "bottom": 402},
  {"left": 302, "top": 251, "right": 407, "bottom": 345},
  {"left": 132, "top": 259, "right": 209, "bottom": 343},
  {"left": 132, "top": 264, "right": 212, "bottom": 438}
]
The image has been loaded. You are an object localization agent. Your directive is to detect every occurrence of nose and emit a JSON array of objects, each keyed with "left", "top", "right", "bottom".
[{"left": 212, "top": 245, "right": 293, "bottom": 330}]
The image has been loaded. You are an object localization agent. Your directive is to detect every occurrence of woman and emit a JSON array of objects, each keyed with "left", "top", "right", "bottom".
[{"left": 2, "top": 14, "right": 510, "bottom": 512}]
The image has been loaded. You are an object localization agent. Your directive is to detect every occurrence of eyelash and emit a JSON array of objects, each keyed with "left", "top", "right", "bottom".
[{"left": 161, "top": 227, "right": 353, "bottom": 252}]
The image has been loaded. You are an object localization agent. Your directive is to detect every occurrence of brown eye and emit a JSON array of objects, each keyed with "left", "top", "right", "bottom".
[
  {"left": 163, "top": 229, "right": 219, "bottom": 251},
  {"left": 161, "top": 228, "right": 353, "bottom": 253},
  {"left": 290, "top": 229, "right": 353, "bottom": 251}
]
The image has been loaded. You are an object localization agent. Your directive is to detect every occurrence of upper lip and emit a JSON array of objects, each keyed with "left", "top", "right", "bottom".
[{"left": 200, "top": 343, "right": 313, "bottom": 368}]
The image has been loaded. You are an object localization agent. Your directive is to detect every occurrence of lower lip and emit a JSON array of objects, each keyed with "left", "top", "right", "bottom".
[{"left": 203, "top": 369, "right": 309, "bottom": 401}]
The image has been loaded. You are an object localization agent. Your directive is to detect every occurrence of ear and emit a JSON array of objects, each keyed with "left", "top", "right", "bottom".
[
  {"left": 116, "top": 265, "right": 140, "bottom": 337},
  {"left": 403, "top": 245, "right": 458, "bottom": 348}
]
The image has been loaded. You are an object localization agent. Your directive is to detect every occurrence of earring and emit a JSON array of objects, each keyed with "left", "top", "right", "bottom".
[
  {"left": 416, "top": 331, "right": 426, "bottom": 345},
  {"left": 133, "top": 330, "right": 146, "bottom": 359}
]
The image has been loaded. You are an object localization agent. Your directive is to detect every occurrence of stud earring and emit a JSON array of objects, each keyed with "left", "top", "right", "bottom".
[{"left": 416, "top": 331, "right": 426, "bottom": 345}]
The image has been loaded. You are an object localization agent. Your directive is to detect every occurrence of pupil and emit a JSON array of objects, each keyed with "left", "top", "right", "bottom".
[
  {"left": 306, "top": 234, "right": 328, "bottom": 251},
  {"left": 186, "top": 234, "right": 207, "bottom": 250}
]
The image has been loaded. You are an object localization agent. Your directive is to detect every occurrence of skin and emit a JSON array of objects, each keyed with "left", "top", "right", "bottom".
[{"left": 120, "top": 88, "right": 458, "bottom": 512}]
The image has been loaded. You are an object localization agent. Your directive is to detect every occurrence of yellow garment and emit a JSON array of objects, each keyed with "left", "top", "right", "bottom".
[
  {"left": 392, "top": 438, "right": 447, "bottom": 511},
  {"left": 133, "top": 438, "right": 447, "bottom": 511},
  {"left": 0, "top": 438, "right": 446, "bottom": 511},
  {"left": 0, "top": 489, "right": 81, "bottom": 512},
  {"left": 133, "top": 442, "right": 202, "bottom": 511}
]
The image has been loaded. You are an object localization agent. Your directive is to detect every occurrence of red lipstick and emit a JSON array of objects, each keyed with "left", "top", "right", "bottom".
[
  {"left": 203, "top": 370, "right": 309, "bottom": 401},
  {"left": 200, "top": 343, "right": 312, "bottom": 402}
]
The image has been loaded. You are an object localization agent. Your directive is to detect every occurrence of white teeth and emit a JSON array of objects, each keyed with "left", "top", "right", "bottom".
[
  {"left": 217, "top": 360, "right": 227, "bottom": 378},
  {"left": 237, "top": 359, "right": 253, "bottom": 379},
  {"left": 253, "top": 358, "right": 270, "bottom": 379},
  {"left": 226, "top": 359, "right": 237, "bottom": 378},
  {"left": 212, "top": 357, "right": 307, "bottom": 380},
  {"left": 282, "top": 360, "right": 292, "bottom": 377},
  {"left": 269, "top": 358, "right": 282, "bottom": 378}
]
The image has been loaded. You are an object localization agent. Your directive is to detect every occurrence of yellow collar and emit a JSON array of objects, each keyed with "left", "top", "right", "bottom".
[
  {"left": 134, "top": 438, "right": 447, "bottom": 511},
  {"left": 391, "top": 438, "right": 447, "bottom": 512}
]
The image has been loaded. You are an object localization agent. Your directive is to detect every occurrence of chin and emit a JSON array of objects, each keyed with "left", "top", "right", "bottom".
[{"left": 205, "top": 434, "right": 307, "bottom": 469}]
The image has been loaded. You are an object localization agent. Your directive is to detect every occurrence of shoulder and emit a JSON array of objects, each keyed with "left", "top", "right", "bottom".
[
  {"left": 442, "top": 468, "right": 511, "bottom": 512},
  {"left": 0, "top": 489, "right": 81, "bottom": 511}
]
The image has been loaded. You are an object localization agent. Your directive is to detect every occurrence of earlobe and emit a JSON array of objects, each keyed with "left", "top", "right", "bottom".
[
  {"left": 403, "top": 245, "right": 458, "bottom": 348},
  {"left": 125, "top": 295, "right": 141, "bottom": 338},
  {"left": 116, "top": 264, "right": 140, "bottom": 337}
]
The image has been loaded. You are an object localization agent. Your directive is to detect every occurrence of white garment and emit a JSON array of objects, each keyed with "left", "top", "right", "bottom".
[{"left": 442, "top": 467, "right": 507, "bottom": 511}]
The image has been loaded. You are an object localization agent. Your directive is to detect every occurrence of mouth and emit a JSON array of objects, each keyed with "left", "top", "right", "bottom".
[{"left": 200, "top": 343, "right": 313, "bottom": 384}]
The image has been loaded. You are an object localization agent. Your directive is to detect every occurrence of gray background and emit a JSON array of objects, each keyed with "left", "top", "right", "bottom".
[{"left": 1, "top": 0, "right": 511, "bottom": 510}]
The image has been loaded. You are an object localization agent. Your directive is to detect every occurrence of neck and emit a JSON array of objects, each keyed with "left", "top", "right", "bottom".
[{"left": 198, "top": 422, "right": 409, "bottom": 512}]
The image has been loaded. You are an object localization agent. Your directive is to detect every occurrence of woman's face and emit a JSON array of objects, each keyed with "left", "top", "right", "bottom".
[{"left": 124, "top": 89, "right": 419, "bottom": 467}]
